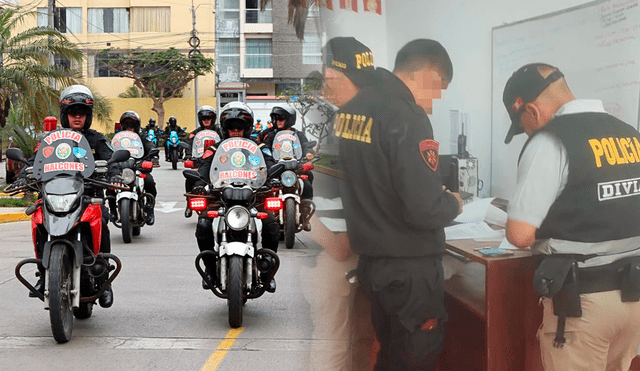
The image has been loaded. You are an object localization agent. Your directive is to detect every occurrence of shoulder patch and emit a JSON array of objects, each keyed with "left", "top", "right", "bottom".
[
  {"left": 419, "top": 139, "right": 439, "bottom": 171},
  {"left": 261, "top": 148, "right": 272, "bottom": 156}
]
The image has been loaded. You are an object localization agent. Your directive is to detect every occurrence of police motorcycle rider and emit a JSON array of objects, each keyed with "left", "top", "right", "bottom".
[
  {"left": 191, "top": 102, "right": 280, "bottom": 293},
  {"left": 14, "top": 85, "right": 122, "bottom": 308},
  {"left": 183, "top": 105, "right": 220, "bottom": 217},
  {"left": 263, "top": 105, "right": 315, "bottom": 230},
  {"left": 144, "top": 117, "right": 157, "bottom": 132},
  {"left": 115, "top": 110, "right": 158, "bottom": 225},
  {"left": 142, "top": 118, "right": 160, "bottom": 146},
  {"left": 163, "top": 116, "right": 186, "bottom": 161}
]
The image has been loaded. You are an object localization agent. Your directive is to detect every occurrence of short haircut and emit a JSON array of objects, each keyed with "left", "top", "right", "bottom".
[{"left": 393, "top": 39, "right": 453, "bottom": 82}]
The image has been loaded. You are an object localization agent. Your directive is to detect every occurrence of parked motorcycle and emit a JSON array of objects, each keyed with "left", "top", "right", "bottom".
[
  {"left": 270, "top": 132, "right": 317, "bottom": 249},
  {"left": 7, "top": 129, "right": 130, "bottom": 343},
  {"left": 166, "top": 128, "right": 185, "bottom": 170},
  {"left": 183, "top": 137, "right": 283, "bottom": 328},
  {"left": 110, "top": 131, "right": 158, "bottom": 243}
]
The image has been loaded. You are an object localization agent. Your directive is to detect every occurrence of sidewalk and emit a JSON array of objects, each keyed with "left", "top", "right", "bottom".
[{"left": 0, "top": 160, "right": 29, "bottom": 223}]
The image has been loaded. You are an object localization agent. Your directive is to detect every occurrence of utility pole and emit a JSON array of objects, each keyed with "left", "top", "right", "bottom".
[
  {"left": 48, "top": 0, "right": 55, "bottom": 88},
  {"left": 189, "top": 2, "right": 213, "bottom": 123}
]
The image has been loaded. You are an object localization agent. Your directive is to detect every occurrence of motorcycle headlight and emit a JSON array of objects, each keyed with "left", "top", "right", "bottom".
[
  {"left": 281, "top": 170, "right": 297, "bottom": 187},
  {"left": 46, "top": 193, "right": 80, "bottom": 213},
  {"left": 121, "top": 168, "right": 136, "bottom": 184},
  {"left": 225, "top": 206, "right": 250, "bottom": 231}
]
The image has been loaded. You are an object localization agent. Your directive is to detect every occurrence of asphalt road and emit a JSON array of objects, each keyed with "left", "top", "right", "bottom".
[{"left": 0, "top": 155, "right": 345, "bottom": 371}]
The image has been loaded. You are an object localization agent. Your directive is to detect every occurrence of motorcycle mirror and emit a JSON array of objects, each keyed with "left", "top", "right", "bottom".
[
  {"left": 43, "top": 116, "right": 57, "bottom": 132},
  {"left": 267, "top": 163, "right": 285, "bottom": 179},
  {"left": 5, "top": 148, "right": 28, "bottom": 164},
  {"left": 307, "top": 141, "right": 318, "bottom": 148},
  {"left": 109, "top": 149, "right": 131, "bottom": 164},
  {"left": 148, "top": 148, "right": 160, "bottom": 157},
  {"left": 179, "top": 142, "right": 190, "bottom": 149},
  {"left": 183, "top": 169, "right": 203, "bottom": 182}
]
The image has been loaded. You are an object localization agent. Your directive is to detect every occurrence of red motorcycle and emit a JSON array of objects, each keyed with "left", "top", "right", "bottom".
[{"left": 7, "top": 129, "right": 130, "bottom": 343}]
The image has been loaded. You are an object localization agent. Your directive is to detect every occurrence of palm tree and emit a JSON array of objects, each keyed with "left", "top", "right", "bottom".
[{"left": 0, "top": 7, "right": 84, "bottom": 131}]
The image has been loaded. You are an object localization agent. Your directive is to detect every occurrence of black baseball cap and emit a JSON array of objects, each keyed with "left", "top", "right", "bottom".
[
  {"left": 323, "top": 37, "right": 375, "bottom": 88},
  {"left": 503, "top": 63, "right": 564, "bottom": 144}
]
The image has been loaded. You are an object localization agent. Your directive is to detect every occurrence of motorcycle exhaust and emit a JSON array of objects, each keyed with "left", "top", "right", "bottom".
[{"left": 257, "top": 255, "right": 275, "bottom": 274}]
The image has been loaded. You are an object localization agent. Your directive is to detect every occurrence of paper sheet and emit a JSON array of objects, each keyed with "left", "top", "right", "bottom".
[
  {"left": 313, "top": 197, "right": 343, "bottom": 211},
  {"left": 454, "top": 197, "right": 495, "bottom": 224},
  {"left": 445, "top": 222, "right": 504, "bottom": 240},
  {"left": 498, "top": 237, "right": 519, "bottom": 250},
  {"left": 318, "top": 217, "right": 347, "bottom": 233}
]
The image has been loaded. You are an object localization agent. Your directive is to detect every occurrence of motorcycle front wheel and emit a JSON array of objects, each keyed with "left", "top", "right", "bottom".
[
  {"left": 120, "top": 199, "right": 133, "bottom": 243},
  {"left": 284, "top": 198, "right": 296, "bottom": 249},
  {"left": 171, "top": 148, "right": 178, "bottom": 170},
  {"left": 228, "top": 255, "right": 244, "bottom": 328},
  {"left": 49, "top": 245, "right": 74, "bottom": 343}
]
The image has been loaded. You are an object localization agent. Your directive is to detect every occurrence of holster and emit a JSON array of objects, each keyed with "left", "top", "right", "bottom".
[
  {"left": 620, "top": 256, "right": 640, "bottom": 302},
  {"left": 534, "top": 255, "right": 582, "bottom": 348}
]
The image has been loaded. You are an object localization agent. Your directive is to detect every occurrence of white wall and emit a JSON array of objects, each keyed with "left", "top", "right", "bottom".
[{"left": 384, "top": 0, "right": 590, "bottom": 197}]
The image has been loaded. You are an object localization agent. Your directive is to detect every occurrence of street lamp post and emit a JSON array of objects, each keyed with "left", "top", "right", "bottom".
[{"left": 190, "top": 2, "right": 214, "bottom": 123}]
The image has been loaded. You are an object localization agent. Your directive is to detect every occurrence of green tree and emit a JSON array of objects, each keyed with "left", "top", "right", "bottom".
[
  {"left": 98, "top": 47, "right": 214, "bottom": 127},
  {"left": 0, "top": 7, "right": 84, "bottom": 130},
  {"left": 277, "top": 75, "right": 336, "bottom": 153},
  {"left": 118, "top": 85, "right": 147, "bottom": 98}
]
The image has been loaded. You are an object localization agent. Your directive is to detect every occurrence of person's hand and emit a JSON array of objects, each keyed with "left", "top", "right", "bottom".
[
  {"left": 109, "top": 175, "right": 127, "bottom": 190},
  {"left": 192, "top": 185, "right": 206, "bottom": 194},
  {"left": 305, "top": 152, "right": 315, "bottom": 161},
  {"left": 6, "top": 178, "right": 27, "bottom": 192}
]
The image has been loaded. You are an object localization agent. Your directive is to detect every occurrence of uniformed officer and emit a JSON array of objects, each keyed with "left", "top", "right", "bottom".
[
  {"left": 326, "top": 37, "right": 462, "bottom": 370},
  {"left": 504, "top": 63, "right": 640, "bottom": 370}
]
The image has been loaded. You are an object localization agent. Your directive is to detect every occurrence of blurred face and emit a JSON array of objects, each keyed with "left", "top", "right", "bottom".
[
  {"left": 322, "top": 67, "right": 359, "bottom": 108},
  {"left": 201, "top": 117, "right": 213, "bottom": 129},
  {"left": 272, "top": 114, "right": 287, "bottom": 130},
  {"left": 228, "top": 129, "right": 243, "bottom": 138},
  {"left": 403, "top": 69, "right": 448, "bottom": 114}
]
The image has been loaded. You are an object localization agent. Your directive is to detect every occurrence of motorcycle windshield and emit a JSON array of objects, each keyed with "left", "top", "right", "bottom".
[
  {"left": 210, "top": 138, "right": 267, "bottom": 189},
  {"left": 111, "top": 131, "right": 144, "bottom": 159},
  {"left": 192, "top": 130, "right": 221, "bottom": 159},
  {"left": 271, "top": 131, "right": 303, "bottom": 160},
  {"left": 33, "top": 129, "right": 95, "bottom": 181}
]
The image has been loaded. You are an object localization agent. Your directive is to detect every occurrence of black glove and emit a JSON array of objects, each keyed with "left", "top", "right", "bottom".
[
  {"left": 192, "top": 185, "right": 206, "bottom": 194},
  {"left": 6, "top": 178, "right": 27, "bottom": 192},
  {"left": 110, "top": 175, "right": 125, "bottom": 184}
]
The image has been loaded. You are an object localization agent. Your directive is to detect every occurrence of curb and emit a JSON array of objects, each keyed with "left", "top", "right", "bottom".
[
  {"left": 313, "top": 164, "right": 343, "bottom": 179},
  {"left": 0, "top": 212, "right": 29, "bottom": 223}
]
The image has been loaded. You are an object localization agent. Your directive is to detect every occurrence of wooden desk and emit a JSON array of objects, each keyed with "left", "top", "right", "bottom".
[{"left": 441, "top": 240, "right": 543, "bottom": 371}]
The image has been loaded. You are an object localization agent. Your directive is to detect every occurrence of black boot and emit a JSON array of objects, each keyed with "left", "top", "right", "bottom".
[
  {"left": 99, "top": 285, "right": 114, "bottom": 308},
  {"left": 29, "top": 274, "right": 44, "bottom": 298},
  {"left": 144, "top": 206, "right": 155, "bottom": 226},
  {"left": 185, "top": 206, "right": 192, "bottom": 218},
  {"left": 267, "top": 278, "right": 276, "bottom": 293},
  {"left": 202, "top": 269, "right": 216, "bottom": 289}
]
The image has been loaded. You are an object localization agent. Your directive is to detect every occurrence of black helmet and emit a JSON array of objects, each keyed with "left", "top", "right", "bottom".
[
  {"left": 197, "top": 105, "right": 217, "bottom": 128},
  {"left": 270, "top": 105, "right": 296, "bottom": 129},
  {"left": 119, "top": 111, "right": 142, "bottom": 133},
  {"left": 59, "top": 85, "right": 94, "bottom": 130},
  {"left": 219, "top": 102, "right": 254, "bottom": 139},
  {"left": 168, "top": 116, "right": 177, "bottom": 126},
  {"left": 148, "top": 118, "right": 156, "bottom": 125}
]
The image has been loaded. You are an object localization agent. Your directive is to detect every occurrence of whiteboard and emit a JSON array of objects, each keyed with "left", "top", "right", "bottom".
[{"left": 491, "top": 0, "right": 640, "bottom": 199}]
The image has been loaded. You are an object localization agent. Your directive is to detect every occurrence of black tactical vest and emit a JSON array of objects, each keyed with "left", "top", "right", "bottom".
[{"left": 522, "top": 112, "right": 640, "bottom": 242}]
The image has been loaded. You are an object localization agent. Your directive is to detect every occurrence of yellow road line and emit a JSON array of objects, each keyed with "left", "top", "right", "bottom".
[{"left": 200, "top": 327, "right": 245, "bottom": 371}]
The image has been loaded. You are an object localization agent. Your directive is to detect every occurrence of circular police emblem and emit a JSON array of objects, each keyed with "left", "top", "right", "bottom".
[
  {"left": 121, "top": 138, "right": 132, "bottom": 148},
  {"left": 282, "top": 141, "right": 292, "bottom": 152},
  {"left": 55, "top": 143, "right": 71, "bottom": 159},
  {"left": 231, "top": 151, "right": 246, "bottom": 167}
]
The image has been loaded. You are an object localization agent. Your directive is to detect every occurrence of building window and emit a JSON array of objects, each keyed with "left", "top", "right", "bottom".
[
  {"left": 130, "top": 7, "right": 170, "bottom": 32},
  {"left": 276, "top": 83, "right": 299, "bottom": 96},
  {"left": 218, "top": 38, "right": 240, "bottom": 81},
  {"left": 88, "top": 8, "right": 130, "bottom": 33},
  {"left": 302, "top": 33, "right": 322, "bottom": 64},
  {"left": 55, "top": 54, "right": 71, "bottom": 70},
  {"left": 221, "top": 0, "right": 240, "bottom": 20},
  {"left": 37, "top": 7, "right": 82, "bottom": 34},
  {"left": 94, "top": 53, "right": 124, "bottom": 77},
  {"left": 245, "top": 0, "right": 272, "bottom": 23},
  {"left": 245, "top": 38, "right": 272, "bottom": 68}
]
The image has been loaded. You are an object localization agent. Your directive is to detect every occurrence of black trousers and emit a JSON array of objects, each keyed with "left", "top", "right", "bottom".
[{"left": 358, "top": 255, "right": 447, "bottom": 371}]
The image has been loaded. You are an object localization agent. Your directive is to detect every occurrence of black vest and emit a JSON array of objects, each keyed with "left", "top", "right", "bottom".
[{"left": 523, "top": 112, "right": 640, "bottom": 242}]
